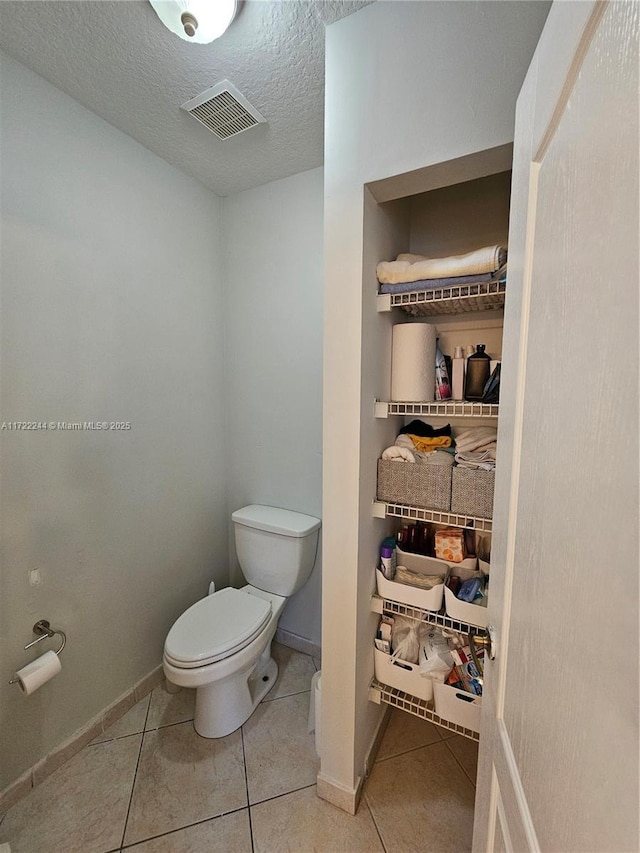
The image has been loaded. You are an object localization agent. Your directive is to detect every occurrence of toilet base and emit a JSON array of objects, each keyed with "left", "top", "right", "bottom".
[{"left": 194, "top": 645, "right": 278, "bottom": 738}]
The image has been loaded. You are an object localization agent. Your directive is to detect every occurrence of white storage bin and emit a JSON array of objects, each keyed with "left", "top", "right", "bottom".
[
  {"left": 373, "top": 647, "right": 433, "bottom": 702},
  {"left": 443, "top": 564, "right": 488, "bottom": 628},
  {"left": 444, "top": 586, "right": 488, "bottom": 628},
  {"left": 377, "top": 548, "right": 447, "bottom": 610},
  {"left": 433, "top": 681, "right": 482, "bottom": 732}
]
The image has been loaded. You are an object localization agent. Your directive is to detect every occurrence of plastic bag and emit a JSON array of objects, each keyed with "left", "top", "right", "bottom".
[
  {"left": 418, "top": 626, "right": 455, "bottom": 681},
  {"left": 391, "top": 616, "right": 428, "bottom": 664}
]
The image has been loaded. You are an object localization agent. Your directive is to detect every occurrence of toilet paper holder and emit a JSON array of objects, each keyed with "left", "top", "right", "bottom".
[{"left": 8, "top": 619, "right": 67, "bottom": 684}]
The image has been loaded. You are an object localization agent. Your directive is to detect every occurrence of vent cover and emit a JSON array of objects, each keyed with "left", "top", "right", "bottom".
[{"left": 181, "top": 80, "right": 266, "bottom": 140}]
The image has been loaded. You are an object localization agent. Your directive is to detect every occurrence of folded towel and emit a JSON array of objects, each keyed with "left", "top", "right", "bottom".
[
  {"left": 379, "top": 269, "right": 505, "bottom": 294},
  {"left": 395, "top": 435, "right": 455, "bottom": 465},
  {"left": 381, "top": 445, "right": 415, "bottom": 463},
  {"left": 377, "top": 246, "right": 507, "bottom": 285},
  {"left": 423, "top": 450, "right": 455, "bottom": 467},
  {"left": 454, "top": 427, "right": 498, "bottom": 454},
  {"left": 406, "top": 434, "right": 452, "bottom": 453},
  {"left": 455, "top": 456, "right": 496, "bottom": 471}
]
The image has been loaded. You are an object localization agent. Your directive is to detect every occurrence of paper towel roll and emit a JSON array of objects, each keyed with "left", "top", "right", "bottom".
[
  {"left": 391, "top": 323, "right": 437, "bottom": 401},
  {"left": 14, "top": 650, "right": 61, "bottom": 695}
]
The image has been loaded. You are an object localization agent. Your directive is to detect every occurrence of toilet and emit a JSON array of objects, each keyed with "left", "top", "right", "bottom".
[{"left": 163, "top": 505, "right": 321, "bottom": 738}]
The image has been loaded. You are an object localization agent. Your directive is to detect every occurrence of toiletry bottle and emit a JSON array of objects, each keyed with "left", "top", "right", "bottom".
[
  {"left": 452, "top": 346, "right": 465, "bottom": 400},
  {"left": 434, "top": 338, "right": 451, "bottom": 400},
  {"left": 464, "top": 344, "right": 491, "bottom": 401},
  {"left": 380, "top": 537, "right": 397, "bottom": 580}
]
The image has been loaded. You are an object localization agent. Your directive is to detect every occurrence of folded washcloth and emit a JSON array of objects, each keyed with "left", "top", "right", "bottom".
[
  {"left": 454, "top": 427, "right": 498, "bottom": 454},
  {"left": 381, "top": 445, "right": 415, "bottom": 463},
  {"left": 377, "top": 246, "right": 507, "bottom": 285}
]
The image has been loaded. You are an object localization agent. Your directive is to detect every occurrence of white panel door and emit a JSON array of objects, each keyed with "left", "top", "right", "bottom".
[{"left": 473, "top": 3, "right": 638, "bottom": 852}]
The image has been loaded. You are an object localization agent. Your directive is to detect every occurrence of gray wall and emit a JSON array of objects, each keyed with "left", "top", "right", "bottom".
[
  {"left": 0, "top": 52, "right": 229, "bottom": 788},
  {"left": 222, "top": 168, "right": 324, "bottom": 647}
]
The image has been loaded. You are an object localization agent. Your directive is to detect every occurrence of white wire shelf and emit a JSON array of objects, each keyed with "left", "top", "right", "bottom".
[
  {"left": 371, "top": 594, "right": 484, "bottom": 635},
  {"left": 374, "top": 400, "right": 498, "bottom": 419},
  {"left": 369, "top": 679, "right": 480, "bottom": 742},
  {"left": 377, "top": 280, "right": 506, "bottom": 317},
  {"left": 372, "top": 500, "right": 493, "bottom": 532}
]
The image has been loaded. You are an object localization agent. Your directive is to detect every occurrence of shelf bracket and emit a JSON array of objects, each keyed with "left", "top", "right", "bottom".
[
  {"left": 374, "top": 400, "right": 389, "bottom": 419},
  {"left": 376, "top": 294, "right": 392, "bottom": 313},
  {"left": 368, "top": 684, "right": 382, "bottom": 704},
  {"left": 372, "top": 501, "right": 387, "bottom": 519},
  {"left": 370, "top": 595, "right": 384, "bottom": 615}
]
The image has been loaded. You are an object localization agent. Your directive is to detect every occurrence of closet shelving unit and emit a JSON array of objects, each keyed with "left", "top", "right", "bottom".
[
  {"left": 376, "top": 279, "right": 506, "bottom": 317},
  {"left": 370, "top": 279, "right": 501, "bottom": 741}
]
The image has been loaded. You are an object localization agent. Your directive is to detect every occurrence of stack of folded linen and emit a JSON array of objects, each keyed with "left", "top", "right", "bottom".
[
  {"left": 377, "top": 246, "right": 507, "bottom": 294},
  {"left": 381, "top": 420, "right": 455, "bottom": 466},
  {"left": 454, "top": 427, "right": 498, "bottom": 471}
]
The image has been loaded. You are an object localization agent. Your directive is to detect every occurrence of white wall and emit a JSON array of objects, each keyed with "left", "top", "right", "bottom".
[
  {"left": 222, "top": 168, "right": 324, "bottom": 648},
  {"left": 0, "top": 52, "right": 228, "bottom": 789},
  {"left": 321, "top": 0, "right": 550, "bottom": 802}
]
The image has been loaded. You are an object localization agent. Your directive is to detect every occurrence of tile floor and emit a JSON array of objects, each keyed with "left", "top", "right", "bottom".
[{"left": 0, "top": 643, "right": 477, "bottom": 853}]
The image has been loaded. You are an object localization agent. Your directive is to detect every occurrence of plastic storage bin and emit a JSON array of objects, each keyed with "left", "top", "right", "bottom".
[
  {"left": 443, "top": 564, "right": 489, "bottom": 628},
  {"left": 443, "top": 585, "right": 488, "bottom": 628},
  {"left": 433, "top": 681, "right": 482, "bottom": 732},
  {"left": 373, "top": 647, "right": 433, "bottom": 702},
  {"left": 377, "top": 459, "right": 452, "bottom": 511},
  {"left": 451, "top": 467, "right": 495, "bottom": 518},
  {"left": 376, "top": 549, "right": 447, "bottom": 611}
]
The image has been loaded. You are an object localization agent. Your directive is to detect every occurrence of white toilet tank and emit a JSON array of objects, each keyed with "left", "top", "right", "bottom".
[{"left": 232, "top": 505, "right": 321, "bottom": 597}]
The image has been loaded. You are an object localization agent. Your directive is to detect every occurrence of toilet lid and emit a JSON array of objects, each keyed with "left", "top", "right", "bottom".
[{"left": 165, "top": 587, "right": 272, "bottom": 667}]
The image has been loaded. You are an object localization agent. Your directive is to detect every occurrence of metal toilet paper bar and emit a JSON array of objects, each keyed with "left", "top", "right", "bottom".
[{"left": 9, "top": 619, "right": 67, "bottom": 684}]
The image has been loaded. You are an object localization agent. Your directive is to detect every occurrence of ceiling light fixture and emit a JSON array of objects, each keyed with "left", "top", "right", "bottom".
[{"left": 148, "top": 0, "right": 238, "bottom": 45}]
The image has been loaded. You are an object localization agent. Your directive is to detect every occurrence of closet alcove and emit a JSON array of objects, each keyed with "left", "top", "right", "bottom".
[{"left": 360, "top": 145, "right": 513, "bottom": 755}]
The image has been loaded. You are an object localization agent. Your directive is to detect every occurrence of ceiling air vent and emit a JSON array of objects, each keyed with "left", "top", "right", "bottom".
[{"left": 181, "top": 80, "right": 266, "bottom": 140}]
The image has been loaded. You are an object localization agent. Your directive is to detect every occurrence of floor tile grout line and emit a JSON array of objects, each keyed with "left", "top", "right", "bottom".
[
  {"left": 361, "top": 791, "right": 389, "bottom": 853},
  {"left": 249, "top": 781, "right": 317, "bottom": 809},
  {"left": 118, "top": 691, "right": 153, "bottom": 850},
  {"left": 441, "top": 737, "right": 478, "bottom": 789},
  {"left": 375, "top": 738, "right": 446, "bottom": 764},
  {"left": 118, "top": 806, "right": 251, "bottom": 851},
  {"left": 240, "top": 725, "right": 255, "bottom": 853},
  {"left": 262, "top": 687, "right": 312, "bottom": 703}
]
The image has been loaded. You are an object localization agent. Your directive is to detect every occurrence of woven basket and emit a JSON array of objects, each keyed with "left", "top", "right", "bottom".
[
  {"left": 451, "top": 468, "right": 495, "bottom": 519},
  {"left": 377, "top": 459, "right": 451, "bottom": 511}
]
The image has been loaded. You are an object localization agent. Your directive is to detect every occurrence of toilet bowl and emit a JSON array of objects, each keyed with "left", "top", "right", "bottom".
[{"left": 163, "top": 505, "right": 320, "bottom": 738}]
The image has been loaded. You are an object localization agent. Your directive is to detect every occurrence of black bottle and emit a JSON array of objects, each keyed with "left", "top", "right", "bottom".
[{"left": 464, "top": 344, "right": 491, "bottom": 401}]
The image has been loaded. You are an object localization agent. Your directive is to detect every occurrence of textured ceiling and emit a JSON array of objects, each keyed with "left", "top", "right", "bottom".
[{"left": 0, "top": 0, "right": 372, "bottom": 196}]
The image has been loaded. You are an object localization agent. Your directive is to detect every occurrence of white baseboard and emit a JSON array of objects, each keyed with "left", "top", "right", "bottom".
[
  {"left": 0, "top": 663, "right": 164, "bottom": 816},
  {"left": 316, "top": 771, "right": 363, "bottom": 815},
  {"left": 275, "top": 628, "right": 321, "bottom": 660}
]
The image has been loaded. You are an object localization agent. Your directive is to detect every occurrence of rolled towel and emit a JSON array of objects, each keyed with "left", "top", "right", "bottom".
[
  {"left": 381, "top": 445, "right": 416, "bottom": 463},
  {"left": 377, "top": 246, "right": 507, "bottom": 285}
]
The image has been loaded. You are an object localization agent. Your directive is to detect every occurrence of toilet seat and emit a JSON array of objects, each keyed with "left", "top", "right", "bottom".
[{"left": 164, "top": 587, "right": 272, "bottom": 669}]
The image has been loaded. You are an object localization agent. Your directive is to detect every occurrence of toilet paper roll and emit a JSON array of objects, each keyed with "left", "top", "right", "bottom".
[
  {"left": 391, "top": 323, "right": 437, "bottom": 402},
  {"left": 14, "top": 650, "right": 61, "bottom": 696}
]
